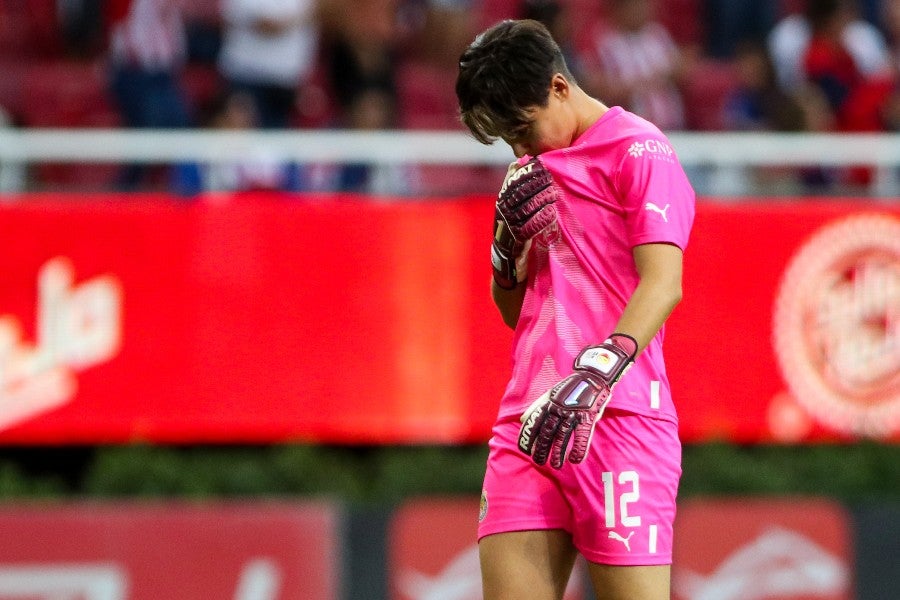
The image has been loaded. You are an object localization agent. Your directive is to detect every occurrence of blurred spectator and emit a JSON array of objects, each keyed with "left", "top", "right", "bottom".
[
  {"left": 522, "top": 0, "right": 584, "bottom": 81},
  {"left": 57, "top": 0, "right": 106, "bottom": 57},
  {"left": 333, "top": 86, "right": 416, "bottom": 195},
  {"left": 703, "top": 0, "right": 778, "bottom": 59},
  {"left": 768, "top": 0, "right": 892, "bottom": 93},
  {"left": 174, "top": 91, "right": 301, "bottom": 195},
  {"left": 802, "top": 0, "right": 896, "bottom": 132},
  {"left": 884, "top": 0, "right": 900, "bottom": 67},
  {"left": 408, "top": 0, "right": 475, "bottom": 68},
  {"left": 319, "top": 0, "right": 400, "bottom": 120},
  {"left": 882, "top": 0, "right": 900, "bottom": 130},
  {"left": 217, "top": 0, "right": 319, "bottom": 129},
  {"left": 793, "top": 1, "right": 897, "bottom": 187},
  {"left": 722, "top": 40, "right": 810, "bottom": 131},
  {"left": 106, "top": 0, "right": 193, "bottom": 190},
  {"left": 578, "top": 0, "right": 688, "bottom": 131}
]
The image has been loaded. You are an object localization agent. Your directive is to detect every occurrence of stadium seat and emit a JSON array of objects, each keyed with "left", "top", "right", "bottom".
[
  {"left": 395, "top": 60, "right": 463, "bottom": 130},
  {"left": 681, "top": 59, "right": 740, "bottom": 131},
  {"left": 0, "top": 5, "right": 30, "bottom": 58},
  {"left": 0, "top": 0, "right": 64, "bottom": 57},
  {"left": 179, "top": 64, "right": 223, "bottom": 121},
  {"left": 20, "top": 60, "right": 119, "bottom": 128},
  {"left": 20, "top": 59, "right": 121, "bottom": 189},
  {"left": 0, "top": 60, "right": 29, "bottom": 122},
  {"left": 659, "top": 0, "right": 704, "bottom": 47},
  {"left": 477, "top": 0, "right": 524, "bottom": 29}
]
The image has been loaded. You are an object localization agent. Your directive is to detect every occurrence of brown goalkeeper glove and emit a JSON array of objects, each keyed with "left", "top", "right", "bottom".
[
  {"left": 491, "top": 158, "right": 559, "bottom": 289},
  {"left": 518, "top": 334, "right": 638, "bottom": 469}
]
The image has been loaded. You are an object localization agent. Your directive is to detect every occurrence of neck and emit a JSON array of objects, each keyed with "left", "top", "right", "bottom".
[{"left": 571, "top": 88, "right": 609, "bottom": 142}]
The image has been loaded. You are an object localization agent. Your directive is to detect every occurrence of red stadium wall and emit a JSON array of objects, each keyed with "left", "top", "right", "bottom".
[{"left": 0, "top": 193, "right": 896, "bottom": 444}]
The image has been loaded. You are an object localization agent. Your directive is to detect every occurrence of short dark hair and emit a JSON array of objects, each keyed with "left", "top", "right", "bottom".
[{"left": 456, "top": 19, "right": 574, "bottom": 145}]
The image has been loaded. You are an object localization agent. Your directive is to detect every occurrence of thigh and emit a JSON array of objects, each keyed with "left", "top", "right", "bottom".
[
  {"left": 587, "top": 563, "right": 671, "bottom": 600},
  {"left": 478, "top": 415, "right": 573, "bottom": 540},
  {"left": 480, "top": 529, "right": 578, "bottom": 600}
]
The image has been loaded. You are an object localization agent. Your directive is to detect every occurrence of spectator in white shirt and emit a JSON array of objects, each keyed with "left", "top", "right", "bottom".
[{"left": 217, "top": 0, "right": 319, "bottom": 129}]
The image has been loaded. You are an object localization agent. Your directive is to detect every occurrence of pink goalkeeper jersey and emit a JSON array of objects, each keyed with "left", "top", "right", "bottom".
[{"left": 500, "top": 106, "right": 695, "bottom": 423}]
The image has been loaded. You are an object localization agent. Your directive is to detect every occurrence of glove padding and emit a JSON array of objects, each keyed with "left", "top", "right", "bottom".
[
  {"left": 491, "top": 158, "right": 559, "bottom": 289},
  {"left": 518, "top": 334, "right": 638, "bottom": 469}
]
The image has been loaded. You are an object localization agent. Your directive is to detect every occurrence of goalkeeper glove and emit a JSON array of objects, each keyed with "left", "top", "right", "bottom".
[
  {"left": 491, "top": 158, "right": 559, "bottom": 289},
  {"left": 518, "top": 334, "right": 638, "bottom": 469}
]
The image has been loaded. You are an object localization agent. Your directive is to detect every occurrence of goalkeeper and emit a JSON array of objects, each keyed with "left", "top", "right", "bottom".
[{"left": 457, "top": 19, "right": 695, "bottom": 600}]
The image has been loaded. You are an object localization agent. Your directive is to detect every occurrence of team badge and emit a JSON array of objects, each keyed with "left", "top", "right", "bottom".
[{"left": 772, "top": 214, "right": 900, "bottom": 438}]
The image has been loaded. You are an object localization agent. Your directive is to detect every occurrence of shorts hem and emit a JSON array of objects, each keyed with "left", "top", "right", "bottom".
[
  {"left": 477, "top": 520, "right": 570, "bottom": 542},
  {"left": 577, "top": 548, "right": 672, "bottom": 567}
]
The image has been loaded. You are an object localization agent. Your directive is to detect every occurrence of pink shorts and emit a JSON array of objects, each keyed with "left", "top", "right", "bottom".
[{"left": 477, "top": 408, "right": 682, "bottom": 566}]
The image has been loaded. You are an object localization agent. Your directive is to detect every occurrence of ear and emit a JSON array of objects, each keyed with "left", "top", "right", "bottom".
[{"left": 550, "top": 74, "right": 570, "bottom": 100}]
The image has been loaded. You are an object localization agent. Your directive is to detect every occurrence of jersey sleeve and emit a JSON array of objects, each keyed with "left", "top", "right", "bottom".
[{"left": 613, "top": 135, "right": 695, "bottom": 251}]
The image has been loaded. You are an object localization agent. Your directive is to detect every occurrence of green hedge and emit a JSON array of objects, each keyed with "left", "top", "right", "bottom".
[{"left": 0, "top": 442, "right": 896, "bottom": 503}]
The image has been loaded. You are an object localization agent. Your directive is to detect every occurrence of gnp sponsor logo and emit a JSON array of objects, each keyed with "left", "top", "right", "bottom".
[{"left": 627, "top": 139, "right": 675, "bottom": 162}]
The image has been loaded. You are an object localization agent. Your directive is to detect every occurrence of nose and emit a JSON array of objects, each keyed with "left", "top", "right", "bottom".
[{"left": 511, "top": 142, "right": 529, "bottom": 158}]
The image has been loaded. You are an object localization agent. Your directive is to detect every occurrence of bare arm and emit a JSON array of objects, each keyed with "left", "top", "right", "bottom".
[{"left": 614, "top": 242, "right": 684, "bottom": 354}]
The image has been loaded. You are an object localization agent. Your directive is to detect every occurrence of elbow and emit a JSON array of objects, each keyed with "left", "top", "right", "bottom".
[
  {"left": 667, "top": 282, "right": 683, "bottom": 313},
  {"left": 671, "top": 284, "right": 683, "bottom": 309},
  {"left": 666, "top": 284, "right": 683, "bottom": 318}
]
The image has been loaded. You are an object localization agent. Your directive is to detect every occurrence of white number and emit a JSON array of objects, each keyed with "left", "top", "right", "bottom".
[
  {"left": 619, "top": 471, "right": 641, "bottom": 527},
  {"left": 602, "top": 470, "right": 641, "bottom": 528}
]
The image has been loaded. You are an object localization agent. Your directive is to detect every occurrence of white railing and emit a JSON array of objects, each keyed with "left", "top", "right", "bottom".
[{"left": 0, "top": 129, "right": 898, "bottom": 196}]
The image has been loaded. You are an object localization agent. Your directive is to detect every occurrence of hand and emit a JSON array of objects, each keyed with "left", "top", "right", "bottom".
[
  {"left": 518, "top": 334, "right": 637, "bottom": 469},
  {"left": 491, "top": 158, "right": 559, "bottom": 289}
]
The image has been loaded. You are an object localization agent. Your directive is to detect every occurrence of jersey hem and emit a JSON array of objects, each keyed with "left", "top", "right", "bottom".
[{"left": 495, "top": 404, "right": 679, "bottom": 427}]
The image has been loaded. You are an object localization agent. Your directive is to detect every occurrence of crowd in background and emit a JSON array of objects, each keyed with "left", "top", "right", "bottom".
[{"left": 0, "top": 0, "right": 898, "bottom": 196}]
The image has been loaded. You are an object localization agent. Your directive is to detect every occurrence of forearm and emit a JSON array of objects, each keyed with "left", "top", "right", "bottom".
[
  {"left": 492, "top": 279, "right": 526, "bottom": 330},
  {"left": 612, "top": 243, "right": 684, "bottom": 354},
  {"left": 613, "top": 277, "right": 681, "bottom": 354}
]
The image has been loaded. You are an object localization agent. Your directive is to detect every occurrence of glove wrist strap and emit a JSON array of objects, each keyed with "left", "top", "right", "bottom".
[{"left": 574, "top": 333, "right": 637, "bottom": 385}]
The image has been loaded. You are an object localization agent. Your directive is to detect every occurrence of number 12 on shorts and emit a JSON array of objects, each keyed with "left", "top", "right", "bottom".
[{"left": 602, "top": 470, "right": 640, "bottom": 528}]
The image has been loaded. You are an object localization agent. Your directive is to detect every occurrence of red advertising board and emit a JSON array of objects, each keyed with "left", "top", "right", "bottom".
[
  {"left": 0, "top": 194, "right": 896, "bottom": 443},
  {"left": 388, "top": 498, "right": 586, "bottom": 600},
  {"left": 667, "top": 204, "right": 900, "bottom": 442},
  {"left": 0, "top": 502, "right": 339, "bottom": 600},
  {"left": 672, "top": 498, "right": 854, "bottom": 600}
]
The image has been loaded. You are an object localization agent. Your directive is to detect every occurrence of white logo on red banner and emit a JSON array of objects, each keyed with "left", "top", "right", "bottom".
[
  {"left": 772, "top": 214, "right": 900, "bottom": 438},
  {"left": 0, "top": 257, "right": 122, "bottom": 431},
  {"left": 673, "top": 498, "right": 852, "bottom": 600},
  {"left": 674, "top": 527, "right": 848, "bottom": 600},
  {"left": 0, "top": 564, "right": 127, "bottom": 599}
]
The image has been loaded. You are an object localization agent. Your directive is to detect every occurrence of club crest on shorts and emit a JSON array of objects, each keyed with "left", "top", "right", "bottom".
[{"left": 479, "top": 490, "right": 488, "bottom": 522}]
